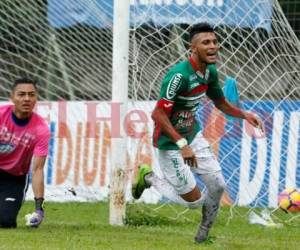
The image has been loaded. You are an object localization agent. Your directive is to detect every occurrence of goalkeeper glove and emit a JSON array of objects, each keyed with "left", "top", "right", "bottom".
[{"left": 25, "top": 198, "right": 44, "bottom": 228}]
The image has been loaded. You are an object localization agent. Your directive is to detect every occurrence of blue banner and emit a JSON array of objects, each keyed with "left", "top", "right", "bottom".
[{"left": 48, "top": 0, "right": 272, "bottom": 31}]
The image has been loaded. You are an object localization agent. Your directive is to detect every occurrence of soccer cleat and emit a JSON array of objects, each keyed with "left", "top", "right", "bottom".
[
  {"left": 131, "top": 164, "right": 152, "bottom": 199},
  {"left": 194, "top": 235, "right": 215, "bottom": 245},
  {"left": 194, "top": 224, "right": 214, "bottom": 244}
]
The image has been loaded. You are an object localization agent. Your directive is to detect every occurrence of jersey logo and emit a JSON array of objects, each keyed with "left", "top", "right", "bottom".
[
  {"left": 0, "top": 125, "right": 35, "bottom": 149},
  {"left": 5, "top": 197, "right": 16, "bottom": 202},
  {"left": 196, "top": 69, "right": 210, "bottom": 81},
  {"left": 166, "top": 73, "right": 182, "bottom": 99},
  {"left": 164, "top": 103, "right": 173, "bottom": 108},
  {"left": 189, "top": 74, "right": 197, "bottom": 81},
  {"left": 0, "top": 143, "right": 15, "bottom": 153},
  {"left": 156, "top": 99, "right": 174, "bottom": 114}
]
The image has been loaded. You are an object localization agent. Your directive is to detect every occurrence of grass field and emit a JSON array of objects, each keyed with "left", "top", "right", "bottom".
[{"left": 0, "top": 202, "right": 299, "bottom": 250}]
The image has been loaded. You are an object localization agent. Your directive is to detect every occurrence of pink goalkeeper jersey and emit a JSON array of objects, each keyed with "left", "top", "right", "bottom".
[{"left": 0, "top": 105, "right": 50, "bottom": 176}]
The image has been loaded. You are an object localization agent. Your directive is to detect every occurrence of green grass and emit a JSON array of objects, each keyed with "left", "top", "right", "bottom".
[{"left": 0, "top": 202, "right": 299, "bottom": 250}]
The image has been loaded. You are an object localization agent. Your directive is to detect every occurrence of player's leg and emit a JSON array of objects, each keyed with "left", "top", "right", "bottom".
[
  {"left": 0, "top": 171, "right": 28, "bottom": 228},
  {"left": 144, "top": 171, "right": 202, "bottom": 207},
  {"left": 132, "top": 150, "right": 204, "bottom": 208},
  {"left": 194, "top": 170, "right": 225, "bottom": 243},
  {"left": 153, "top": 150, "right": 203, "bottom": 206},
  {"left": 190, "top": 133, "right": 226, "bottom": 243}
]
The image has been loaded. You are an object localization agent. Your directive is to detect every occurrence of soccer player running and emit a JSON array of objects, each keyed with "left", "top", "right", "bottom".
[
  {"left": 0, "top": 78, "right": 50, "bottom": 228},
  {"left": 132, "top": 23, "right": 264, "bottom": 243}
]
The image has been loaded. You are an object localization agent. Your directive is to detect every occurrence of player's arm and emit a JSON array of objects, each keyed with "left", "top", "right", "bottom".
[
  {"left": 152, "top": 106, "right": 197, "bottom": 167},
  {"left": 152, "top": 72, "right": 197, "bottom": 167},
  {"left": 25, "top": 130, "right": 50, "bottom": 228},
  {"left": 206, "top": 66, "right": 264, "bottom": 132},
  {"left": 31, "top": 156, "right": 46, "bottom": 200},
  {"left": 25, "top": 156, "right": 46, "bottom": 228},
  {"left": 152, "top": 105, "right": 182, "bottom": 143},
  {"left": 213, "top": 98, "right": 264, "bottom": 132}
]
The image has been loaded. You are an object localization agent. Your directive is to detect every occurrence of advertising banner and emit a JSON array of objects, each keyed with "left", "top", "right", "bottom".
[
  {"left": 15, "top": 100, "right": 300, "bottom": 208},
  {"left": 48, "top": 0, "right": 272, "bottom": 31}
]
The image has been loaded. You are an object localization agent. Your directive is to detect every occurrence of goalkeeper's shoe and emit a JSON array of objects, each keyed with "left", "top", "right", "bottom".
[{"left": 132, "top": 164, "right": 152, "bottom": 199}]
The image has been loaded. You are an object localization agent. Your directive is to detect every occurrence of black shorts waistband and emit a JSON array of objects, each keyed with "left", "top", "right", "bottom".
[{"left": 0, "top": 169, "right": 27, "bottom": 182}]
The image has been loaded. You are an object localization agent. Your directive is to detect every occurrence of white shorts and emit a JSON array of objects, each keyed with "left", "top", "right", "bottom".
[{"left": 158, "top": 132, "right": 221, "bottom": 195}]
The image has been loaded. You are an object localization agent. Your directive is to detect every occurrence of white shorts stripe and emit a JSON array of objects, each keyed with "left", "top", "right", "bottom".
[{"left": 22, "top": 174, "right": 29, "bottom": 201}]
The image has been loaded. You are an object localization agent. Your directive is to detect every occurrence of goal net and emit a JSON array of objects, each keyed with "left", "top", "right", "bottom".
[{"left": 0, "top": 0, "right": 299, "bottom": 221}]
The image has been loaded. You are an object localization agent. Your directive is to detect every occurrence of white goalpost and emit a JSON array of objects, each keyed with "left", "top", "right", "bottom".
[
  {"left": 109, "top": 0, "right": 130, "bottom": 226},
  {"left": 0, "top": 0, "right": 299, "bottom": 223}
]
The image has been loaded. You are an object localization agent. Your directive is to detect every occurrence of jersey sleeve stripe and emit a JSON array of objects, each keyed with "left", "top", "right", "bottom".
[{"left": 180, "top": 84, "right": 208, "bottom": 97}]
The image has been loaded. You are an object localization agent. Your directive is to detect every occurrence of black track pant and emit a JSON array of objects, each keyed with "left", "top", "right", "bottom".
[{"left": 0, "top": 169, "right": 28, "bottom": 228}]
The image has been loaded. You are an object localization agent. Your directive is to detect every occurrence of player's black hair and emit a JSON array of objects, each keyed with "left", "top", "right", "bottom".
[
  {"left": 12, "top": 78, "right": 37, "bottom": 90},
  {"left": 189, "top": 22, "right": 215, "bottom": 41}
]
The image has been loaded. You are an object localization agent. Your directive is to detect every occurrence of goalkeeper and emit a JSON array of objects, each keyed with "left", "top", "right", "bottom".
[
  {"left": 0, "top": 78, "right": 50, "bottom": 228},
  {"left": 132, "top": 23, "right": 264, "bottom": 243}
]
